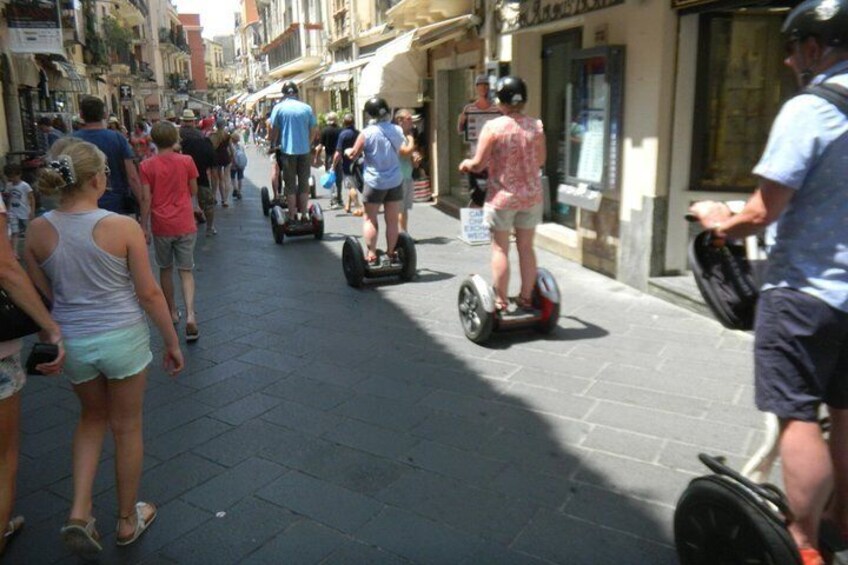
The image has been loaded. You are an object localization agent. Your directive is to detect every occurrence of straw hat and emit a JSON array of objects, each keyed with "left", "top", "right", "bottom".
[{"left": 180, "top": 109, "right": 197, "bottom": 121}]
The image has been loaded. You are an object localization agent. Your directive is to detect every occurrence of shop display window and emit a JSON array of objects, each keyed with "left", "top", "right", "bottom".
[
  {"left": 556, "top": 45, "right": 624, "bottom": 213},
  {"left": 691, "top": 12, "right": 795, "bottom": 192}
]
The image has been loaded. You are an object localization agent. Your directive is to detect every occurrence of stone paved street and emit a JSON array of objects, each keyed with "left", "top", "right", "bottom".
[{"left": 7, "top": 145, "right": 763, "bottom": 564}]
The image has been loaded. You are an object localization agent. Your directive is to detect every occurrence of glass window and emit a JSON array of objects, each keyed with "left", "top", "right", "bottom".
[{"left": 692, "top": 12, "right": 795, "bottom": 192}]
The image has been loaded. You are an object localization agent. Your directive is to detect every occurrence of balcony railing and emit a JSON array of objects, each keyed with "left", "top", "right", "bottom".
[
  {"left": 266, "top": 25, "right": 323, "bottom": 73},
  {"left": 167, "top": 73, "right": 193, "bottom": 92},
  {"left": 158, "top": 27, "right": 191, "bottom": 54}
]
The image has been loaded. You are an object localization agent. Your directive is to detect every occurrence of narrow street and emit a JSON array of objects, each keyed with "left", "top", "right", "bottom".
[{"left": 7, "top": 144, "right": 761, "bottom": 564}]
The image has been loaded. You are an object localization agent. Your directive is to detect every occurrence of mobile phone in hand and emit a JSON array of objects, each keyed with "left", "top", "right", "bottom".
[{"left": 26, "top": 343, "right": 59, "bottom": 375}]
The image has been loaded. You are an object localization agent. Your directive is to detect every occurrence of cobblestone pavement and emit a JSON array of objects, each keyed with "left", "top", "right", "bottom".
[{"left": 7, "top": 145, "right": 762, "bottom": 564}]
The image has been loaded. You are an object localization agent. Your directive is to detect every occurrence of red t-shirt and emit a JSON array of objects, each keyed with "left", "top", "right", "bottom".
[{"left": 140, "top": 152, "right": 199, "bottom": 236}]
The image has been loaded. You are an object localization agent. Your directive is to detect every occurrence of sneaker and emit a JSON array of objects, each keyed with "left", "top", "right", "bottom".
[
  {"left": 206, "top": 227, "right": 218, "bottom": 236},
  {"left": 380, "top": 255, "right": 392, "bottom": 268}
]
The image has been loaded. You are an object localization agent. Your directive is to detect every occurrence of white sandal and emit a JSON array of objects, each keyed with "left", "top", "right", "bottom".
[{"left": 116, "top": 502, "right": 157, "bottom": 547}]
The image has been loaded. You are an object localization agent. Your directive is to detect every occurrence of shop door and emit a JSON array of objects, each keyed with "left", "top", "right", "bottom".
[{"left": 542, "top": 29, "right": 582, "bottom": 226}]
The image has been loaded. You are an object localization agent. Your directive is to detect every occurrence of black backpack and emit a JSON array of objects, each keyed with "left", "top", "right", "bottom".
[{"left": 688, "top": 81, "right": 848, "bottom": 331}]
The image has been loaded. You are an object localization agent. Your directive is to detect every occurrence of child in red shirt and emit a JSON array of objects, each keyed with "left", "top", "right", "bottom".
[{"left": 140, "top": 122, "right": 202, "bottom": 342}]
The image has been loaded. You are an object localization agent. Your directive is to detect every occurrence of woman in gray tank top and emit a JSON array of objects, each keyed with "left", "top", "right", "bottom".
[{"left": 23, "top": 141, "right": 184, "bottom": 557}]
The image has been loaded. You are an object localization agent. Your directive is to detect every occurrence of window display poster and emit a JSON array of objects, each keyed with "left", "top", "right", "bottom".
[
  {"left": 7, "top": 1, "right": 64, "bottom": 57},
  {"left": 465, "top": 111, "right": 502, "bottom": 143}
]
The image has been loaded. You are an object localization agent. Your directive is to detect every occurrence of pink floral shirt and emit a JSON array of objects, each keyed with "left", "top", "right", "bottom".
[{"left": 483, "top": 114, "right": 544, "bottom": 210}]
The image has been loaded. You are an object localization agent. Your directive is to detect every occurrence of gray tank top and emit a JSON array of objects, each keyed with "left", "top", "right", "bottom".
[{"left": 41, "top": 210, "right": 144, "bottom": 337}]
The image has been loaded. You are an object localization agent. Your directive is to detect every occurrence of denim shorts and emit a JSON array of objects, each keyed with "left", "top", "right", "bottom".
[
  {"left": 64, "top": 322, "right": 153, "bottom": 385},
  {"left": 154, "top": 233, "right": 196, "bottom": 270},
  {"left": 230, "top": 167, "right": 244, "bottom": 180},
  {"left": 0, "top": 353, "right": 25, "bottom": 401},
  {"left": 484, "top": 202, "right": 543, "bottom": 232},
  {"left": 755, "top": 288, "right": 848, "bottom": 421}
]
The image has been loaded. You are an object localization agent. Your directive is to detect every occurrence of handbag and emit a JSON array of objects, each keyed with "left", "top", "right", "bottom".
[{"left": 0, "top": 287, "right": 49, "bottom": 342}]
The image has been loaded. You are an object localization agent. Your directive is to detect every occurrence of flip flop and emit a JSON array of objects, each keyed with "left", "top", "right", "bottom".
[
  {"left": 60, "top": 517, "right": 102, "bottom": 558},
  {"left": 4, "top": 515, "right": 24, "bottom": 540},
  {"left": 185, "top": 322, "right": 200, "bottom": 343},
  {"left": 116, "top": 502, "right": 157, "bottom": 547}
]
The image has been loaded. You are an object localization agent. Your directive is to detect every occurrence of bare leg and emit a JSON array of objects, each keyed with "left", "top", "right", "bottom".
[
  {"left": 159, "top": 266, "right": 177, "bottom": 322},
  {"left": 108, "top": 371, "right": 147, "bottom": 540},
  {"left": 515, "top": 227, "right": 538, "bottom": 300},
  {"left": 209, "top": 168, "right": 220, "bottom": 204},
  {"left": 178, "top": 269, "right": 196, "bottom": 326},
  {"left": 0, "top": 393, "right": 21, "bottom": 555},
  {"left": 69, "top": 377, "right": 109, "bottom": 522},
  {"left": 491, "top": 229, "right": 510, "bottom": 307},
  {"left": 828, "top": 407, "right": 848, "bottom": 534},
  {"left": 363, "top": 203, "right": 380, "bottom": 260},
  {"left": 781, "top": 419, "right": 833, "bottom": 551},
  {"left": 399, "top": 211, "right": 408, "bottom": 233},
  {"left": 384, "top": 200, "right": 401, "bottom": 255}
]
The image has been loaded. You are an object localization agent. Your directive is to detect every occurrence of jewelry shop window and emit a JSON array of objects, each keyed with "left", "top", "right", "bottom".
[{"left": 691, "top": 11, "right": 795, "bottom": 193}]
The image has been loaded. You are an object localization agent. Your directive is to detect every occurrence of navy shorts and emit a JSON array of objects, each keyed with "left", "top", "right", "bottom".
[{"left": 755, "top": 288, "right": 848, "bottom": 421}]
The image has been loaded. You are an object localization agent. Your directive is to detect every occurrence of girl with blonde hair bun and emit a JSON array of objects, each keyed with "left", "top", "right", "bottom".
[{"left": 24, "top": 140, "right": 184, "bottom": 557}]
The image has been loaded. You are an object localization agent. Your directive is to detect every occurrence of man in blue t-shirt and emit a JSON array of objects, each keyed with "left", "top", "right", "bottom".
[
  {"left": 691, "top": 8, "right": 848, "bottom": 560},
  {"left": 331, "top": 113, "right": 361, "bottom": 215},
  {"left": 268, "top": 81, "right": 318, "bottom": 222},
  {"left": 73, "top": 96, "right": 142, "bottom": 215}
]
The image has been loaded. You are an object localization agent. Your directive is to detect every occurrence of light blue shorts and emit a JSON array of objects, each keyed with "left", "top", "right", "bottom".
[
  {"left": 0, "top": 353, "right": 25, "bottom": 401},
  {"left": 64, "top": 322, "right": 153, "bottom": 385}
]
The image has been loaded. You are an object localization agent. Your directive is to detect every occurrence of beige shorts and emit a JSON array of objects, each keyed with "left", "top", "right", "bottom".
[
  {"left": 154, "top": 233, "right": 196, "bottom": 270},
  {"left": 484, "top": 202, "right": 543, "bottom": 232}
]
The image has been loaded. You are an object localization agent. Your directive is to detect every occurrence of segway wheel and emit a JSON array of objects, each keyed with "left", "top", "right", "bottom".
[
  {"left": 261, "top": 187, "right": 270, "bottom": 217},
  {"left": 458, "top": 279, "right": 494, "bottom": 344},
  {"left": 311, "top": 203, "right": 324, "bottom": 240},
  {"left": 271, "top": 215, "right": 284, "bottom": 245},
  {"left": 396, "top": 232, "right": 417, "bottom": 281},
  {"left": 533, "top": 272, "right": 560, "bottom": 335},
  {"left": 342, "top": 236, "right": 365, "bottom": 288},
  {"left": 674, "top": 476, "right": 801, "bottom": 565}
]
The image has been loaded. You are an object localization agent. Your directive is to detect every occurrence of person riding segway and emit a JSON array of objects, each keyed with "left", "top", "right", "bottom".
[
  {"left": 675, "top": 2, "right": 848, "bottom": 564},
  {"left": 341, "top": 97, "right": 416, "bottom": 287},
  {"left": 456, "top": 76, "right": 560, "bottom": 343}
]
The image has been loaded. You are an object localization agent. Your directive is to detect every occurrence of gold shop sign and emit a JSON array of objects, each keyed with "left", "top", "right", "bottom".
[{"left": 498, "top": 0, "right": 625, "bottom": 33}]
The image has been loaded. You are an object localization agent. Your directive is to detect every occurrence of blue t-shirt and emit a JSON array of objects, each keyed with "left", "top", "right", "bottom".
[
  {"left": 73, "top": 129, "right": 134, "bottom": 193},
  {"left": 336, "top": 126, "right": 360, "bottom": 175},
  {"left": 270, "top": 98, "right": 317, "bottom": 155},
  {"left": 753, "top": 63, "right": 848, "bottom": 311},
  {"left": 362, "top": 121, "right": 404, "bottom": 190}
]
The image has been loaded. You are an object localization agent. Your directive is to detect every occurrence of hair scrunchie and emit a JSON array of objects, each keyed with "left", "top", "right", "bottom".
[{"left": 49, "top": 155, "right": 76, "bottom": 187}]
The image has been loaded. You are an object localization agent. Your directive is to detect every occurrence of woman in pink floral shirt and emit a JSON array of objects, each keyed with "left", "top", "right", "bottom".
[{"left": 460, "top": 76, "right": 546, "bottom": 311}]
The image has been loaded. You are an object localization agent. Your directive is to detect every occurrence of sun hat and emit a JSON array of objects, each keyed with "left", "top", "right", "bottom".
[{"left": 180, "top": 109, "right": 197, "bottom": 121}]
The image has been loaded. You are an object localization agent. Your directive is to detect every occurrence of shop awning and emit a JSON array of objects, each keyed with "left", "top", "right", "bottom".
[
  {"left": 243, "top": 80, "right": 285, "bottom": 106},
  {"left": 358, "top": 31, "right": 425, "bottom": 108},
  {"left": 225, "top": 91, "right": 246, "bottom": 105},
  {"left": 51, "top": 59, "right": 87, "bottom": 92},
  {"left": 414, "top": 14, "right": 480, "bottom": 50},
  {"left": 264, "top": 65, "right": 328, "bottom": 100},
  {"left": 322, "top": 58, "right": 373, "bottom": 90}
]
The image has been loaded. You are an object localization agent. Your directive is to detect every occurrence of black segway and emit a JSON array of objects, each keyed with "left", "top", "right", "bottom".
[
  {"left": 342, "top": 233, "right": 416, "bottom": 288},
  {"left": 270, "top": 202, "right": 324, "bottom": 245},
  {"left": 457, "top": 268, "right": 560, "bottom": 344},
  {"left": 261, "top": 178, "right": 315, "bottom": 217}
]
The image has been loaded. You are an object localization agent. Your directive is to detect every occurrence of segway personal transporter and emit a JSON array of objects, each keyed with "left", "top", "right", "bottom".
[
  {"left": 342, "top": 233, "right": 416, "bottom": 287},
  {"left": 457, "top": 269, "right": 560, "bottom": 344},
  {"left": 261, "top": 159, "right": 316, "bottom": 216}
]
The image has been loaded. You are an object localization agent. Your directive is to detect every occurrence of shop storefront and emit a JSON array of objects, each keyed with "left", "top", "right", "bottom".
[
  {"left": 664, "top": 0, "right": 795, "bottom": 274},
  {"left": 498, "top": 0, "right": 678, "bottom": 287}
]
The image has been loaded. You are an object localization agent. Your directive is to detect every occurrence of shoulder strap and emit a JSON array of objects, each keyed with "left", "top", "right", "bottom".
[{"left": 806, "top": 82, "right": 848, "bottom": 117}]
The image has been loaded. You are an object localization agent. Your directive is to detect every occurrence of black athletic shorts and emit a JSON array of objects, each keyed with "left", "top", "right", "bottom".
[{"left": 755, "top": 287, "right": 848, "bottom": 421}]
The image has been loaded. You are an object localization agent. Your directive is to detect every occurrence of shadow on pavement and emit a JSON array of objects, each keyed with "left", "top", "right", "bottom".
[{"left": 7, "top": 148, "right": 681, "bottom": 564}]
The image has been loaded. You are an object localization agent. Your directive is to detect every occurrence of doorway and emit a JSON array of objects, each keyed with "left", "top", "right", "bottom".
[{"left": 542, "top": 28, "right": 582, "bottom": 227}]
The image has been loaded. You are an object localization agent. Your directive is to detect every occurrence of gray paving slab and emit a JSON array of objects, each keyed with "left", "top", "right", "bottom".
[{"left": 10, "top": 149, "right": 773, "bottom": 563}]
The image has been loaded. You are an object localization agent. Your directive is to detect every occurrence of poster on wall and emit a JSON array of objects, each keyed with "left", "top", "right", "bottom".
[{"left": 7, "top": 1, "right": 64, "bottom": 57}]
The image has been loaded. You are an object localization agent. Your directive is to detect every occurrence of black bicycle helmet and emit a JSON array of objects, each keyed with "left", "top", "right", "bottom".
[
  {"left": 782, "top": 0, "right": 848, "bottom": 46},
  {"left": 364, "top": 97, "right": 390, "bottom": 119},
  {"left": 495, "top": 76, "right": 528, "bottom": 106},
  {"left": 281, "top": 81, "right": 299, "bottom": 97}
]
